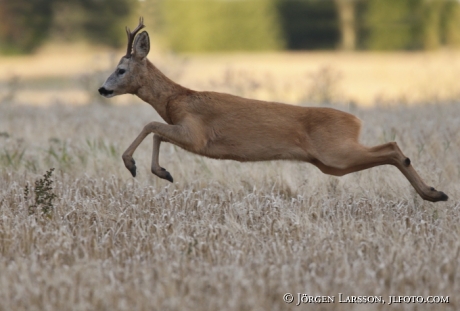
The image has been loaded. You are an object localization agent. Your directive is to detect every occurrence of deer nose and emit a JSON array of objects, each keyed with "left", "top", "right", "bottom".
[{"left": 98, "top": 87, "right": 113, "bottom": 96}]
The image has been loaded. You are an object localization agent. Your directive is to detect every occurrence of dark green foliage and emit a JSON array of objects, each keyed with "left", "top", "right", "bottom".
[
  {"left": 0, "top": 0, "right": 56, "bottom": 54},
  {"left": 51, "top": 0, "right": 136, "bottom": 47},
  {"left": 78, "top": 0, "right": 136, "bottom": 47},
  {"left": 276, "top": 0, "right": 339, "bottom": 50},
  {"left": 0, "top": 0, "right": 136, "bottom": 54},
  {"left": 2, "top": 0, "right": 460, "bottom": 54},
  {"left": 155, "top": 0, "right": 460, "bottom": 52},
  {"left": 25, "top": 168, "right": 57, "bottom": 216}
]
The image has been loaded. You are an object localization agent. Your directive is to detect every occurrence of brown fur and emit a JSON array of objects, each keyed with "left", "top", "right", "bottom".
[{"left": 99, "top": 25, "right": 448, "bottom": 203}]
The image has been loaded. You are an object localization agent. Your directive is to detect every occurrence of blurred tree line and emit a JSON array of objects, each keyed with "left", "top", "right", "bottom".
[
  {"left": 1, "top": 0, "right": 460, "bottom": 54},
  {"left": 0, "top": 0, "right": 136, "bottom": 54}
]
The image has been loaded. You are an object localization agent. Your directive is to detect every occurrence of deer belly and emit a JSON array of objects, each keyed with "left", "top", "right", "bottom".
[{"left": 203, "top": 136, "right": 308, "bottom": 162}]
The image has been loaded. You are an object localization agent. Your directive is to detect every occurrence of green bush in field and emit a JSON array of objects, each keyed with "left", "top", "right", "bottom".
[
  {"left": 159, "top": 0, "right": 284, "bottom": 52},
  {"left": 24, "top": 168, "right": 57, "bottom": 217}
]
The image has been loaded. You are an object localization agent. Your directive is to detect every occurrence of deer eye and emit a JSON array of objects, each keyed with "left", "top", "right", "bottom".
[{"left": 117, "top": 69, "right": 126, "bottom": 75}]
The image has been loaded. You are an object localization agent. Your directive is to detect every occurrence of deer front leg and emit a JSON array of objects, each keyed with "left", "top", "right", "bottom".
[
  {"left": 122, "top": 121, "right": 199, "bottom": 178},
  {"left": 151, "top": 134, "right": 173, "bottom": 182}
]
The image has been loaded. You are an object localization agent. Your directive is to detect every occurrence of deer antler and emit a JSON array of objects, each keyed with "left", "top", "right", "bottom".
[{"left": 125, "top": 17, "right": 146, "bottom": 57}]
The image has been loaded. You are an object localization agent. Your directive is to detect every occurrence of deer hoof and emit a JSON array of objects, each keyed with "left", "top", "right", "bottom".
[
  {"left": 427, "top": 188, "right": 448, "bottom": 202},
  {"left": 436, "top": 191, "right": 448, "bottom": 202},
  {"left": 160, "top": 167, "right": 174, "bottom": 183},
  {"left": 124, "top": 157, "right": 136, "bottom": 177},
  {"left": 129, "top": 165, "right": 137, "bottom": 177},
  {"left": 152, "top": 167, "right": 174, "bottom": 183},
  {"left": 163, "top": 171, "right": 174, "bottom": 183}
]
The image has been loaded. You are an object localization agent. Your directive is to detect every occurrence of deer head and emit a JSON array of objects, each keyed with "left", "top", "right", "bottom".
[{"left": 98, "top": 17, "right": 150, "bottom": 98}]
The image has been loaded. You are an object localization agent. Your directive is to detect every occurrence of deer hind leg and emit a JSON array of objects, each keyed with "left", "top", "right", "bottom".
[
  {"left": 312, "top": 141, "right": 448, "bottom": 202},
  {"left": 150, "top": 134, "right": 173, "bottom": 182}
]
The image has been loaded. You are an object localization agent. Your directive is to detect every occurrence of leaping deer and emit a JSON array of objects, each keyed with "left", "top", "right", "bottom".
[{"left": 99, "top": 18, "right": 448, "bottom": 202}]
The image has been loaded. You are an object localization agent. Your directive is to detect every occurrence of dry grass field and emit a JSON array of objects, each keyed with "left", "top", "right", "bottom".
[{"left": 0, "top": 49, "right": 459, "bottom": 310}]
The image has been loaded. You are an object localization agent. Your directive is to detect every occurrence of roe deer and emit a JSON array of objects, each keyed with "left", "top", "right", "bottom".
[{"left": 98, "top": 18, "right": 448, "bottom": 202}]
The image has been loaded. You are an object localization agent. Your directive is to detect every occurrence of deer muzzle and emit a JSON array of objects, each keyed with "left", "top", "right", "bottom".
[{"left": 98, "top": 87, "right": 114, "bottom": 97}]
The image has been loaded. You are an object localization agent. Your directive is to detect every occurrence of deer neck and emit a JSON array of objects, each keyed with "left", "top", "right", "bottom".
[{"left": 136, "top": 60, "right": 185, "bottom": 122}]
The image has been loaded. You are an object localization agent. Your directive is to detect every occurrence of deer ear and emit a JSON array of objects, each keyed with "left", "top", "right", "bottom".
[{"left": 133, "top": 31, "right": 150, "bottom": 60}]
